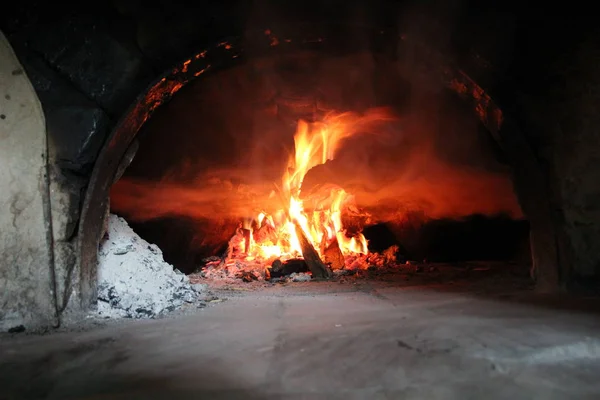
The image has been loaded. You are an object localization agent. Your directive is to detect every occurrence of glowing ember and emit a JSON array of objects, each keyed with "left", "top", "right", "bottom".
[{"left": 236, "top": 108, "right": 395, "bottom": 265}]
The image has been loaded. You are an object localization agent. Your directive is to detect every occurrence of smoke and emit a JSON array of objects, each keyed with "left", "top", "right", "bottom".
[{"left": 111, "top": 50, "right": 521, "bottom": 226}]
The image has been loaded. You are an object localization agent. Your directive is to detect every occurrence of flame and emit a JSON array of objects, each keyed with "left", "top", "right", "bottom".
[{"left": 246, "top": 108, "right": 395, "bottom": 262}]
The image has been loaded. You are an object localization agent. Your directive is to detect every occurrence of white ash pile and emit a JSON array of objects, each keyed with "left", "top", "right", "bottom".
[{"left": 97, "top": 214, "right": 209, "bottom": 319}]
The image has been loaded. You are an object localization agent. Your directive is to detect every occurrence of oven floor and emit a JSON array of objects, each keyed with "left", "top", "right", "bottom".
[{"left": 2, "top": 281, "right": 600, "bottom": 399}]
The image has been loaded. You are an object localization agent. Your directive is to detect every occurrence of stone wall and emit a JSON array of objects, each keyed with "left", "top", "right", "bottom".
[
  {"left": 0, "top": 32, "right": 57, "bottom": 331},
  {"left": 555, "top": 41, "right": 600, "bottom": 284},
  {"left": 516, "top": 34, "right": 600, "bottom": 290}
]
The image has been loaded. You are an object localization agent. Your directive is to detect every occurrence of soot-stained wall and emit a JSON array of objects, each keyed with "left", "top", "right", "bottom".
[{"left": 0, "top": 1, "right": 599, "bottom": 329}]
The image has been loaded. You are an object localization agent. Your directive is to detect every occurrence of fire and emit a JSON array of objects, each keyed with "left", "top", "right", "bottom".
[{"left": 242, "top": 108, "right": 395, "bottom": 264}]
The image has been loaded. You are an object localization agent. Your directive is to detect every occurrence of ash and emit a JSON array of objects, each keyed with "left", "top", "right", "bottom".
[
  {"left": 195, "top": 244, "right": 401, "bottom": 284},
  {"left": 192, "top": 238, "right": 531, "bottom": 293},
  {"left": 96, "top": 214, "right": 209, "bottom": 319}
]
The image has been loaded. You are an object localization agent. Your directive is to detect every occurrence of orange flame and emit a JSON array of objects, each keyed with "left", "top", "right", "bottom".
[{"left": 247, "top": 108, "right": 396, "bottom": 262}]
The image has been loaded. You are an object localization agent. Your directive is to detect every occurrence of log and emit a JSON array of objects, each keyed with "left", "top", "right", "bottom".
[
  {"left": 322, "top": 237, "right": 345, "bottom": 270},
  {"left": 294, "top": 221, "right": 332, "bottom": 279},
  {"left": 272, "top": 184, "right": 331, "bottom": 279},
  {"left": 253, "top": 222, "right": 277, "bottom": 244},
  {"left": 242, "top": 217, "right": 253, "bottom": 255},
  {"left": 242, "top": 228, "right": 252, "bottom": 254},
  {"left": 270, "top": 258, "right": 310, "bottom": 278}
]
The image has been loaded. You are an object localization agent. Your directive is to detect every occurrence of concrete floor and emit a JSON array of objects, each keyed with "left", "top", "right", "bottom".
[{"left": 2, "top": 283, "right": 600, "bottom": 399}]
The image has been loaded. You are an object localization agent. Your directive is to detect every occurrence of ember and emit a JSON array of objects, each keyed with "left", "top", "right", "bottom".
[{"left": 222, "top": 108, "right": 396, "bottom": 278}]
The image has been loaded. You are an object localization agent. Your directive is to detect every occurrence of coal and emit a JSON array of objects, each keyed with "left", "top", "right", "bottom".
[{"left": 237, "top": 270, "right": 259, "bottom": 282}]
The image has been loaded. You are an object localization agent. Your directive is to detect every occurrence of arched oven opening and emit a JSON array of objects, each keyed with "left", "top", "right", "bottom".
[{"left": 81, "top": 26, "right": 531, "bottom": 317}]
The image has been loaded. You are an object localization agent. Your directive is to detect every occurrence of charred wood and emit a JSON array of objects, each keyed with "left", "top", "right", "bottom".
[
  {"left": 269, "top": 258, "right": 309, "bottom": 278},
  {"left": 322, "top": 237, "right": 345, "bottom": 270},
  {"left": 242, "top": 228, "right": 252, "bottom": 254},
  {"left": 242, "top": 217, "right": 253, "bottom": 255},
  {"left": 236, "top": 270, "right": 259, "bottom": 282},
  {"left": 219, "top": 227, "right": 240, "bottom": 267},
  {"left": 294, "top": 221, "right": 332, "bottom": 279}
]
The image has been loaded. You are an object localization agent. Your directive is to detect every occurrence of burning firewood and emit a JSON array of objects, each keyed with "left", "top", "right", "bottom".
[
  {"left": 322, "top": 237, "right": 345, "bottom": 270},
  {"left": 293, "top": 221, "right": 332, "bottom": 279},
  {"left": 219, "top": 228, "right": 240, "bottom": 267},
  {"left": 383, "top": 245, "right": 399, "bottom": 264},
  {"left": 241, "top": 217, "right": 253, "bottom": 254},
  {"left": 271, "top": 184, "right": 331, "bottom": 279},
  {"left": 253, "top": 220, "right": 277, "bottom": 244}
]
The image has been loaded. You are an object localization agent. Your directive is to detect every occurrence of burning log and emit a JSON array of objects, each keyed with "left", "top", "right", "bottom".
[
  {"left": 242, "top": 217, "right": 253, "bottom": 254},
  {"left": 253, "top": 220, "right": 277, "bottom": 244},
  {"left": 322, "top": 237, "right": 345, "bottom": 270},
  {"left": 293, "top": 221, "right": 332, "bottom": 279},
  {"left": 271, "top": 183, "right": 331, "bottom": 279}
]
